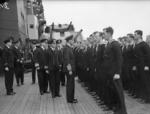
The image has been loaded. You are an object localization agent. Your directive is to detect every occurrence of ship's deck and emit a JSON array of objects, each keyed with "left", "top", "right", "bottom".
[{"left": 0, "top": 72, "right": 149, "bottom": 114}]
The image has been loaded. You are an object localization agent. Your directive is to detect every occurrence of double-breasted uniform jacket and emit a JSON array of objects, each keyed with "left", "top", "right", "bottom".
[
  {"left": 78, "top": 48, "right": 85, "bottom": 70},
  {"left": 47, "top": 47, "right": 58, "bottom": 71},
  {"left": 56, "top": 47, "right": 63, "bottom": 71},
  {"left": 133, "top": 41, "right": 150, "bottom": 72},
  {"left": 95, "top": 44, "right": 105, "bottom": 80},
  {"left": 96, "top": 44, "right": 105, "bottom": 70},
  {"left": 101, "top": 40, "right": 123, "bottom": 79},
  {"left": 133, "top": 41, "right": 150, "bottom": 90},
  {"left": 2, "top": 45, "right": 15, "bottom": 94},
  {"left": 3, "top": 46, "right": 14, "bottom": 70},
  {"left": 126, "top": 45, "right": 136, "bottom": 69},
  {"left": 63, "top": 45, "right": 76, "bottom": 73},
  {"left": 31, "top": 47, "right": 37, "bottom": 66},
  {"left": 12, "top": 46, "right": 24, "bottom": 68},
  {"left": 34, "top": 46, "right": 48, "bottom": 71}
]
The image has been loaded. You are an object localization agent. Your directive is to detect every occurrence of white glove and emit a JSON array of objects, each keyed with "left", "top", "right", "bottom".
[
  {"left": 113, "top": 74, "right": 120, "bottom": 80},
  {"left": 132, "top": 66, "right": 136, "bottom": 71},
  {"left": 44, "top": 66, "right": 48, "bottom": 69},
  {"left": 35, "top": 63, "right": 39, "bottom": 67},
  {"left": 5, "top": 67, "right": 9, "bottom": 71},
  {"left": 67, "top": 64, "right": 72, "bottom": 71},
  {"left": 69, "top": 71, "right": 72, "bottom": 75},
  {"left": 46, "top": 70, "right": 49, "bottom": 74},
  {"left": 144, "top": 66, "right": 149, "bottom": 71},
  {"left": 87, "top": 67, "right": 89, "bottom": 71}
]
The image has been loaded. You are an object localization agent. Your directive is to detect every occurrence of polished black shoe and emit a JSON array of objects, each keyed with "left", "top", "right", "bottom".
[
  {"left": 67, "top": 100, "right": 74, "bottom": 103},
  {"left": 73, "top": 98, "right": 78, "bottom": 101},
  {"left": 52, "top": 96, "right": 56, "bottom": 98},
  {"left": 72, "top": 99, "right": 78, "bottom": 103},
  {"left": 102, "top": 107, "right": 110, "bottom": 111},
  {"left": 17, "top": 84, "right": 20, "bottom": 86},
  {"left": 7, "top": 93, "right": 13, "bottom": 95},
  {"left": 31, "top": 82, "right": 35, "bottom": 85},
  {"left": 72, "top": 100, "right": 78, "bottom": 103},
  {"left": 67, "top": 101, "right": 73, "bottom": 103},
  {"left": 12, "top": 92, "right": 16, "bottom": 95},
  {"left": 61, "top": 83, "right": 65, "bottom": 86},
  {"left": 52, "top": 94, "right": 56, "bottom": 98},
  {"left": 47, "top": 91, "right": 51, "bottom": 94},
  {"left": 7, "top": 92, "right": 16, "bottom": 95},
  {"left": 40, "top": 92, "right": 44, "bottom": 95},
  {"left": 98, "top": 102, "right": 105, "bottom": 106},
  {"left": 56, "top": 94, "right": 62, "bottom": 97},
  {"left": 67, "top": 100, "right": 78, "bottom": 103},
  {"left": 44, "top": 91, "right": 50, "bottom": 94}
]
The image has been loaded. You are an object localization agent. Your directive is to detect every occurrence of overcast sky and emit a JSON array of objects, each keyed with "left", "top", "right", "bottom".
[{"left": 43, "top": 1, "right": 150, "bottom": 40}]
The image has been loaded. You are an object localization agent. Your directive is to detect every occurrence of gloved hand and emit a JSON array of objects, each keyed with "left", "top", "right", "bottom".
[
  {"left": 69, "top": 71, "right": 72, "bottom": 75},
  {"left": 67, "top": 64, "right": 72, "bottom": 71},
  {"left": 5, "top": 67, "right": 9, "bottom": 71},
  {"left": 113, "top": 74, "right": 120, "bottom": 80},
  {"left": 144, "top": 66, "right": 149, "bottom": 71},
  {"left": 132, "top": 66, "right": 136, "bottom": 71}
]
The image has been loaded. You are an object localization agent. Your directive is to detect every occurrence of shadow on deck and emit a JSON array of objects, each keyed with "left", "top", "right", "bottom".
[
  {"left": 0, "top": 72, "right": 113, "bottom": 114},
  {"left": 0, "top": 72, "right": 150, "bottom": 114}
]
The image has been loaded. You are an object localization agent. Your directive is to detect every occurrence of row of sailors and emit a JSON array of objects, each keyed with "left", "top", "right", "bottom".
[
  {"left": 119, "top": 32, "right": 150, "bottom": 103},
  {"left": 31, "top": 36, "right": 78, "bottom": 103},
  {"left": 74, "top": 28, "right": 127, "bottom": 114},
  {"left": 2, "top": 37, "right": 24, "bottom": 95},
  {"left": 73, "top": 28, "right": 150, "bottom": 114},
  {"left": 1, "top": 35, "right": 78, "bottom": 104},
  {"left": 1, "top": 26, "right": 150, "bottom": 114},
  {"left": 32, "top": 38, "right": 64, "bottom": 97}
]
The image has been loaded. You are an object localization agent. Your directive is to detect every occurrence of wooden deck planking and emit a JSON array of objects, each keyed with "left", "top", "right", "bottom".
[
  {"left": 75, "top": 83, "right": 108, "bottom": 114},
  {"left": 0, "top": 73, "right": 113, "bottom": 114},
  {"left": 124, "top": 92, "right": 150, "bottom": 114},
  {"left": 30, "top": 87, "right": 41, "bottom": 114},
  {"left": 0, "top": 90, "right": 20, "bottom": 114},
  {"left": 0, "top": 72, "right": 150, "bottom": 114}
]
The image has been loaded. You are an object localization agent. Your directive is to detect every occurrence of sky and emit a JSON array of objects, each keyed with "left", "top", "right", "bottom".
[{"left": 43, "top": 1, "right": 150, "bottom": 40}]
